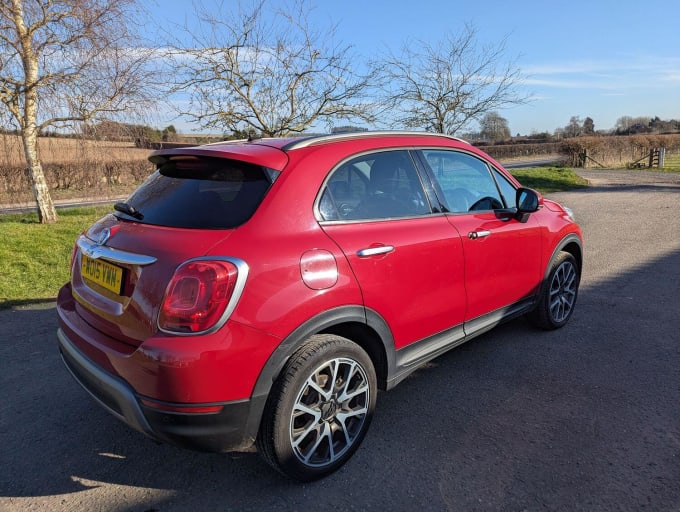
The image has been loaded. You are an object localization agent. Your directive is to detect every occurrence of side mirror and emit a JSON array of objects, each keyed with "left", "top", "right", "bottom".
[{"left": 515, "top": 188, "right": 542, "bottom": 222}]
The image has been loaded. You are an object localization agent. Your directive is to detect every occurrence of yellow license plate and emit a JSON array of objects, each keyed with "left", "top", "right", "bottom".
[{"left": 81, "top": 255, "right": 124, "bottom": 295}]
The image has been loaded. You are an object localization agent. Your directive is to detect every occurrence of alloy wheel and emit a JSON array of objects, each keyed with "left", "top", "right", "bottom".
[
  {"left": 548, "top": 260, "right": 578, "bottom": 323},
  {"left": 289, "top": 357, "right": 370, "bottom": 467}
]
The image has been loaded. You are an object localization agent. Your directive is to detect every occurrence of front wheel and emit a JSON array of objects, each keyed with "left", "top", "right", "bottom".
[
  {"left": 257, "top": 334, "right": 377, "bottom": 481},
  {"left": 528, "top": 251, "right": 580, "bottom": 330}
]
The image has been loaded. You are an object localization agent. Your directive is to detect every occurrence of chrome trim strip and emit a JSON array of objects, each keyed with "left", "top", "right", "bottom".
[
  {"left": 77, "top": 236, "right": 157, "bottom": 266},
  {"left": 357, "top": 246, "right": 395, "bottom": 257},
  {"left": 157, "top": 256, "right": 250, "bottom": 337}
]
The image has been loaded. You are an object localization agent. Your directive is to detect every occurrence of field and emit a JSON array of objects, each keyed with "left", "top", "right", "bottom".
[
  {"left": 2, "top": 133, "right": 679, "bottom": 208},
  {"left": 0, "top": 134, "right": 153, "bottom": 205},
  {"left": 0, "top": 133, "right": 151, "bottom": 166}
]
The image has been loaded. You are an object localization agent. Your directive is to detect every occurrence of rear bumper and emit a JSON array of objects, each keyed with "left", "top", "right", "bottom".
[{"left": 58, "top": 328, "right": 262, "bottom": 452}]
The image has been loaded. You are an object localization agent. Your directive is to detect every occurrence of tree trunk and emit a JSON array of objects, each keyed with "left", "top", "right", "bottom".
[
  {"left": 8, "top": 0, "right": 57, "bottom": 223},
  {"left": 27, "top": 159, "right": 57, "bottom": 224},
  {"left": 22, "top": 128, "right": 57, "bottom": 224}
]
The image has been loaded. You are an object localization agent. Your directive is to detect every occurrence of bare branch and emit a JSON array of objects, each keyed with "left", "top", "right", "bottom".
[
  {"left": 374, "top": 25, "right": 529, "bottom": 135},
  {"left": 167, "top": 0, "right": 374, "bottom": 137}
]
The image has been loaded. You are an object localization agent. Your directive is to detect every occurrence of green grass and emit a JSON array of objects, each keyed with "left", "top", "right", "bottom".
[
  {"left": 662, "top": 154, "right": 680, "bottom": 171},
  {"left": 0, "top": 206, "right": 111, "bottom": 307},
  {"left": 510, "top": 166, "right": 589, "bottom": 194}
]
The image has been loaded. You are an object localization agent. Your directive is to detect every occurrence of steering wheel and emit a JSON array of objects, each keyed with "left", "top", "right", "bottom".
[
  {"left": 469, "top": 196, "right": 504, "bottom": 211},
  {"left": 447, "top": 188, "right": 476, "bottom": 212}
]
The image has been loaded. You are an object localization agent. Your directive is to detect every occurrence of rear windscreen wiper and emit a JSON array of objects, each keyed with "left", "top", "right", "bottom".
[{"left": 114, "top": 202, "right": 144, "bottom": 220}]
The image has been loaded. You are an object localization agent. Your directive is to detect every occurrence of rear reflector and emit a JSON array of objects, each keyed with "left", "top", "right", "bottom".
[{"left": 140, "top": 398, "right": 223, "bottom": 414}]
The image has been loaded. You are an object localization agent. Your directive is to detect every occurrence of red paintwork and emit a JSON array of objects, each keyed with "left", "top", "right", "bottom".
[
  {"left": 58, "top": 133, "right": 583, "bottom": 412},
  {"left": 322, "top": 216, "right": 466, "bottom": 349},
  {"left": 449, "top": 212, "right": 543, "bottom": 320}
]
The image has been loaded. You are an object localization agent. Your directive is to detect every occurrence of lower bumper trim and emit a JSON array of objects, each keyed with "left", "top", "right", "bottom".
[{"left": 57, "top": 328, "right": 258, "bottom": 452}]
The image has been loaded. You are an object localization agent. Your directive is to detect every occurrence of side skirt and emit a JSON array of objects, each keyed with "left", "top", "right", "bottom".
[{"left": 387, "top": 297, "right": 536, "bottom": 389}]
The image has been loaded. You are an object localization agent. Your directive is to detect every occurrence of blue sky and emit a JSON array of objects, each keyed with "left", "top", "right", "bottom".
[{"left": 156, "top": 0, "right": 680, "bottom": 135}]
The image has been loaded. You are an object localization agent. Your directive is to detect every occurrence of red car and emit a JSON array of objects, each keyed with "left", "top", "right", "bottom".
[{"left": 57, "top": 132, "right": 583, "bottom": 480}]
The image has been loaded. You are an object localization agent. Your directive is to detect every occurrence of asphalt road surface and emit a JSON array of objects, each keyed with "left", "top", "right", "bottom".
[{"left": 1, "top": 171, "right": 678, "bottom": 511}]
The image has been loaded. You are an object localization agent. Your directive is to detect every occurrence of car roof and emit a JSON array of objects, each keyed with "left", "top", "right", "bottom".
[{"left": 148, "top": 131, "right": 473, "bottom": 171}]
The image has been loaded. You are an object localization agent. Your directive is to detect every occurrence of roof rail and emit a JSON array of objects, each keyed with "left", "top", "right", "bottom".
[
  {"left": 201, "top": 138, "right": 249, "bottom": 146},
  {"left": 281, "top": 131, "right": 469, "bottom": 150}
]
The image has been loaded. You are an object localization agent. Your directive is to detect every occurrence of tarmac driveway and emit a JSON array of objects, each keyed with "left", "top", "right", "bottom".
[{"left": 1, "top": 170, "right": 678, "bottom": 511}]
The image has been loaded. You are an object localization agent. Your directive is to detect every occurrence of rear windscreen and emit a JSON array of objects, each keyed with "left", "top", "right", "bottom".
[{"left": 116, "top": 156, "right": 278, "bottom": 229}]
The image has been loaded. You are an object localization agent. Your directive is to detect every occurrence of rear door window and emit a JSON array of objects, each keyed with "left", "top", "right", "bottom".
[
  {"left": 318, "top": 150, "right": 431, "bottom": 221},
  {"left": 117, "top": 156, "right": 278, "bottom": 229}
]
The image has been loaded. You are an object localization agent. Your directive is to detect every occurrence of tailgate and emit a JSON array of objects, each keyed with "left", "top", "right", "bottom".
[{"left": 71, "top": 214, "right": 233, "bottom": 347}]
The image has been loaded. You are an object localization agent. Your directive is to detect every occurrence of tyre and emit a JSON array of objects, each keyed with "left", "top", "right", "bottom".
[
  {"left": 257, "top": 334, "right": 377, "bottom": 481},
  {"left": 528, "top": 251, "right": 580, "bottom": 330}
]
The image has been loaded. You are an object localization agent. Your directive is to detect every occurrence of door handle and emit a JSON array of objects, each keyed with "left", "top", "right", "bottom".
[
  {"left": 468, "top": 230, "right": 491, "bottom": 240},
  {"left": 357, "top": 245, "right": 395, "bottom": 257}
]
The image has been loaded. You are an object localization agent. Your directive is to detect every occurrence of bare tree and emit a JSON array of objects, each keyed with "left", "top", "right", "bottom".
[
  {"left": 614, "top": 116, "right": 651, "bottom": 135},
  {"left": 169, "top": 0, "right": 374, "bottom": 137},
  {"left": 374, "top": 25, "right": 528, "bottom": 135},
  {"left": 479, "top": 111, "right": 511, "bottom": 142},
  {"left": 0, "top": 0, "right": 155, "bottom": 223}
]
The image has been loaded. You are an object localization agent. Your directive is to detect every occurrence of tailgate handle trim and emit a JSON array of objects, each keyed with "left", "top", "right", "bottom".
[{"left": 77, "top": 236, "right": 157, "bottom": 266}]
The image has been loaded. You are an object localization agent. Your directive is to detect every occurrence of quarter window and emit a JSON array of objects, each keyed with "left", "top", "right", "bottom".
[{"left": 492, "top": 167, "right": 518, "bottom": 209}]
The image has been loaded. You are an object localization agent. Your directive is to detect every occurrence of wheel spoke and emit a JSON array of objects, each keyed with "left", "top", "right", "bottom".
[
  {"left": 337, "top": 361, "right": 363, "bottom": 401},
  {"left": 325, "top": 423, "right": 336, "bottom": 462},
  {"left": 336, "top": 405, "right": 368, "bottom": 423},
  {"left": 306, "top": 373, "right": 331, "bottom": 401},
  {"left": 293, "top": 402, "right": 320, "bottom": 420},
  {"left": 329, "top": 359, "right": 341, "bottom": 394},
  {"left": 302, "top": 422, "right": 332, "bottom": 464},
  {"left": 292, "top": 420, "right": 321, "bottom": 452},
  {"left": 339, "top": 381, "right": 369, "bottom": 403}
]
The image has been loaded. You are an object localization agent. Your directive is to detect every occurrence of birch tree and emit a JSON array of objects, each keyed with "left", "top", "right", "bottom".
[{"left": 0, "top": 0, "right": 154, "bottom": 223}]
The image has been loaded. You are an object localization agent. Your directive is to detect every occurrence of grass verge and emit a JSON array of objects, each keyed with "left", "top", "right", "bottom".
[
  {"left": 0, "top": 206, "right": 111, "bottom": 308},
  {"left": 510, "top": 166, "right": 589, "bottom": 193}
]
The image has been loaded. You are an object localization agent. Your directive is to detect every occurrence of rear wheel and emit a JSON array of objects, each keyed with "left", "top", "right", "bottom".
[
  {"left": 257, "top": 334, "right": 377, "bottom": 481},
  {"left": 528, "top": 251, "right": 580, "bottom": 329}
]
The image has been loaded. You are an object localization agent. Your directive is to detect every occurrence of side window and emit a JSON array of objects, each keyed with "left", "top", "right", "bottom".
[
  {"left": 421, "top": 150, "right": 504, "bottom": 213},
  {"left": 492, "top": 167, "right": 518, "bottom": 209},
  {"left": 319, "top": 150, "right": 430, "bottom": 221}
]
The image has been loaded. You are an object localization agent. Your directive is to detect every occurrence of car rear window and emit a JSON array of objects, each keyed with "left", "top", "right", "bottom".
[{"left": 116, "top": 156, "right": 279, "bottom": 229}]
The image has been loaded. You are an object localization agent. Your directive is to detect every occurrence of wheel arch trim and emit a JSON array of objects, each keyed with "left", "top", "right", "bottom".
[
  {"left": 546, "top": 233, "right": 583, "bottom": 279},
  {"left": 244, "top": 305, "right": 396, "bottom": 440}
]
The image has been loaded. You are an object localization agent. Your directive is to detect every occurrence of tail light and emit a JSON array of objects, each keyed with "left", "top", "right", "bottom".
[{"left": 158, "top": 259, "right": 246, "bottom": 334}]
